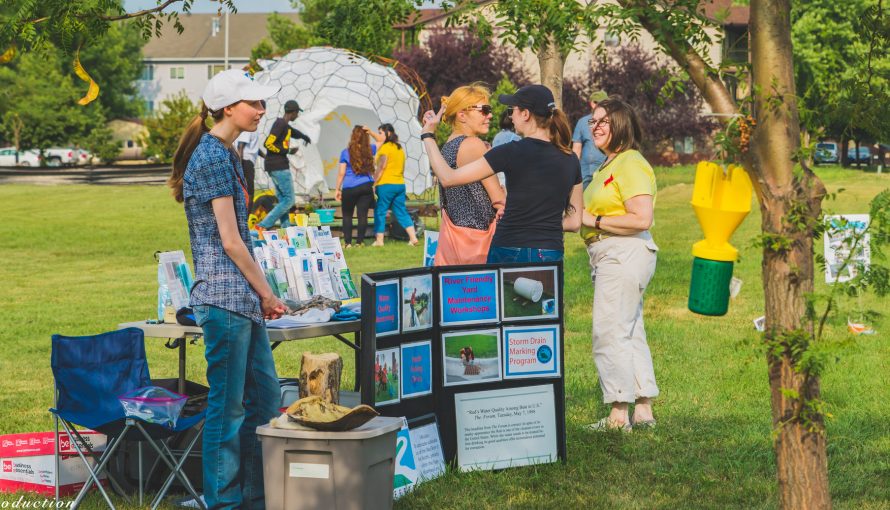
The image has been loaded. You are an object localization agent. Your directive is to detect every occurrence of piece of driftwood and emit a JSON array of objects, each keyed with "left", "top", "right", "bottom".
[{"left": 299, "top": 352, "right": 343, "bottom": 404}]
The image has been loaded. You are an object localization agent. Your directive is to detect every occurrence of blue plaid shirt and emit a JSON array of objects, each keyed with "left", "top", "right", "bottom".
[{"left": 183, "top": 133, "right": 263, "bottom": 324}]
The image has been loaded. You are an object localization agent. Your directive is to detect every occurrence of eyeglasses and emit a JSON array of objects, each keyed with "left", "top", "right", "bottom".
[
  {"left": 466, "top": 104, "right": 493, "bottom": 115},
  {"left": 588, "top": 116, "right": 610, "bottom": 130}
]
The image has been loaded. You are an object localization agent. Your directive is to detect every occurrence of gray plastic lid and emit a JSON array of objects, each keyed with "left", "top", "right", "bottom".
[{"left": 257, "top": 416, "right": 403, "bottom": 440}]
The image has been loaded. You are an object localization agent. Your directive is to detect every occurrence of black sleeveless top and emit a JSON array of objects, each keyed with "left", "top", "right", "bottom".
[{"left": 440, "top": 135, "right": 496, "bottom": 231}]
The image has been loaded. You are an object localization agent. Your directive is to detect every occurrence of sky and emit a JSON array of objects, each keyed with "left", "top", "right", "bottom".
[{"left": 123, "top": 0, "right": 439, "bottom": 12}]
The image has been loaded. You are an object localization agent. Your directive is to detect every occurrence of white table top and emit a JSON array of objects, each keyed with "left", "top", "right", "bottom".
[{"left": 118, "top": 319, "right": 361, "bottom": 342}]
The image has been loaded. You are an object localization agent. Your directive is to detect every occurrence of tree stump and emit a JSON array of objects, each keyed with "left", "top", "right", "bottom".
[{"left": 299, "top": 352, "right": 343, "bottom": 404}]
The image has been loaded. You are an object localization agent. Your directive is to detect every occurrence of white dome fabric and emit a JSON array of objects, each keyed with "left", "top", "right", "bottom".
[{"left": 253, "top": 47, "right": 431, "bottom": 196}]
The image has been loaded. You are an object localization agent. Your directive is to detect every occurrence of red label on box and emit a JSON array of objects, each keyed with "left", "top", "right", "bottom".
[{"left": 0, "top": 432, "right": 105, "bottom": 458}]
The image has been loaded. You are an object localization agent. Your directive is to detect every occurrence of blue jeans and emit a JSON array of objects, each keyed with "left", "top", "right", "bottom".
[
  {"left": 486, "top": 246, "right": 564, "bottom": 263},
  {"left": 259, "top": 169, "right": 294, "bottom": 228},
  {"left": 374, "top": 184, "right": 413, "bottom": 234},
  {"left": 193, "top": 305, "right": 280, "bottom": 510}
]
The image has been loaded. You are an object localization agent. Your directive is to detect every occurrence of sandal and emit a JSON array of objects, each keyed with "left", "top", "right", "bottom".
[
  {"left": 584, "top": 417, "right": 632, "bottom": 433},
  {"left": 631, "top": 418, "right": 656, "bottom": 430}
]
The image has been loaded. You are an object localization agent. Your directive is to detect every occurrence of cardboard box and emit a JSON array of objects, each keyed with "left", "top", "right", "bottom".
[{"left": 0, "top": 431, "right": 107, "bottom": 496}]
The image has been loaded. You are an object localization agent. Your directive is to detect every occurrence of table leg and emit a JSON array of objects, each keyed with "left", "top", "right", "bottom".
[
  {"left": 178, "top": 337, "right": 186, "bottom": 395},
  {"left": 354, "top": 330, "right": 361, "bottom": 392}
]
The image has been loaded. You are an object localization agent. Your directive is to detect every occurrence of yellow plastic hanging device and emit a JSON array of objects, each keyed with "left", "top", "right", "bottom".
[{"left": 688, "top": 161, "right": 753, "bottom": 316}]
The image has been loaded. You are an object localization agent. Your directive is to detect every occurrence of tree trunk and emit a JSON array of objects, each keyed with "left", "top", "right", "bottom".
[
  {"left": 840, "top": 134, "right": 849, "bottom": 167},
  {"left": 750, "top": 1, "right": 832, "bottom": 508},
  {"left": 537, "top": 35, "right": 565, "bottom": 108},
  {"left": 299, "top": 352, "right": 343, "bottom": 404}
]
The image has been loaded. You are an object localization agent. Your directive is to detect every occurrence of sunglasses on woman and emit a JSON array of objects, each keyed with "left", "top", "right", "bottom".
[{"left": 466, "top": 104, "right": 493, "bottom": 115}]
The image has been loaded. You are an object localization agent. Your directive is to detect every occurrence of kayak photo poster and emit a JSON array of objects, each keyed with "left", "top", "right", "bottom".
[{"left": 361, "top": 262, "right": 566, "bottom": 472}]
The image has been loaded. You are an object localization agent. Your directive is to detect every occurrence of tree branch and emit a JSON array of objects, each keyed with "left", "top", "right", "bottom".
[
  {"left": 99, "top": 0, "right": 185, "bottom": 21},
  {"left": 617, "top": 0, "right": 738, "bottom": 119}
]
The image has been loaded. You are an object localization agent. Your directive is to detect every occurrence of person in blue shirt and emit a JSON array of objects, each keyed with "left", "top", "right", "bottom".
[
  {"left": 572, "top": 89, "right": 609, "bottom": 189},
  {"left": 168, "top": 69, "right": 286, "bottom": 510},
  {"left": 334, "top": 126, "right": 377, "bottom": 246},
  {"left": 491, "top": 108, "right": 521, "bottom": 147}
]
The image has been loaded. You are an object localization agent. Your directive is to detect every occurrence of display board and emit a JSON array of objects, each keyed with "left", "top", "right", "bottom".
[{"left": 360, "top": 262, "right": 566, "bottom": 470}]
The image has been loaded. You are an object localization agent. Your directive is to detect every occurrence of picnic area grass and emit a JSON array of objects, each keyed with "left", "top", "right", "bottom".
[{"left": 1, "top": 164, "right": 889, "bottom": 509}]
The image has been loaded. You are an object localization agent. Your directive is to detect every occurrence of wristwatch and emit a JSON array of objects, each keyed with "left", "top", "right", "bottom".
[
  {"left": 595, "top": 215, "right": 602, "bottom": 230},
  {"left": 420, "top": 133, "right": 436, "bottom": 141}
]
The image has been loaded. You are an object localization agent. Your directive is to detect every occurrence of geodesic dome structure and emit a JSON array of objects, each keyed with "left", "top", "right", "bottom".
[{"left": 253, "top": 47, "right": 431, "bottom": 196}]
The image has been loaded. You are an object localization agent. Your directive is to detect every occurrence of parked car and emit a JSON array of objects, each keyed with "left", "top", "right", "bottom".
[
  {"left": 847, "top": 147, "right": 872, "bottom": 164},
  {"left": 814, "top": 142, "right": 839, "bottom": 164},
  {"left": 74, "top": 149, "right": 93, "bottom": 166},
  {"left": 44, "top": 147, "right": 87, "bottom": 167},
  {"left": 0, "top": 147, "right": 42, "bottom": 167}
]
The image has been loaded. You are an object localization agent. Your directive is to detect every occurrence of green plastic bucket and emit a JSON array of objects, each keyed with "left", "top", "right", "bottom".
[{"left": 688, "top": 257, "right": 734, "bottom": 316}]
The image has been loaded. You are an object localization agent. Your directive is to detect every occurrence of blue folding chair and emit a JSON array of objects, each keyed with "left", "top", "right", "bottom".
[{"left": 50, "top": 328, "right": 206, "bottom": 509}]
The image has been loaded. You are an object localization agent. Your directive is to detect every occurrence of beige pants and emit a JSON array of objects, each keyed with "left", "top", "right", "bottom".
[{"left": 587, "top": 232, "right": 659, "bottom": 404}]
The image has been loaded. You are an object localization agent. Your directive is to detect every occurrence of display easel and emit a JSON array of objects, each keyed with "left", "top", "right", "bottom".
[{"left": 360, "top": 262, "right": 567, "bottom": 469}]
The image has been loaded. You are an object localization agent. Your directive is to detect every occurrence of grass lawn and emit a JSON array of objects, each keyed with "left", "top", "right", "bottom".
[
  {"left": 443, "top": 332, "right": 500, "bottom": 359},
  {"left": 1, "top": 165, "right": 889, "bottom": 509}
]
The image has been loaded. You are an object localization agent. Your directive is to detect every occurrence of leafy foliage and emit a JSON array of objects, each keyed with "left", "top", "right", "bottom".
[
  {"left": 142, "top": 92, "right": 199, "bottom": 164},
  {"left": 78, "top": 125, "right": 121, "bottom": 164},
  {"left": 563, "top": 44, "right": 718, "bottom": 153},
  {"left": 392, "top": 29, "right": 531, "bottom": 114},
  {"left": 251, "top": 12, "right": 316, "bottom": 65},
  {"left": 792, "top": 0, "right": 890, "bottom": 145},
  {"left": 0, "top": 50, "right": 103, "bottom": 151},
  {"left": 74, "top": 21, "right": 146, "bottom": 119},
  {"left": 0, "top": 0, "right": 235, "bottom": 56},
  {"left": 295, "top": 0, "right": 414, "bottom": 57}
]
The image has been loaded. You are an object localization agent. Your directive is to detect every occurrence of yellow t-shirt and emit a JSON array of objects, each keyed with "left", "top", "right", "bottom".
[
  {"left": 581, "top": 149, "right": 657, "bottom": 242},
  {"left": 375, "top": 142, "right": 406, "bottom": 186}
]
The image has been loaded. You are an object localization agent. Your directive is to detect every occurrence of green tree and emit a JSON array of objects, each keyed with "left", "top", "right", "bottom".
[
  {"left": 295, "top": 0, "right": 415, "bottom": 57},
  {"left": 251, "top": 12, "right": 315, "bottom": 64},
  {"left": 0, "top": 51, "right": 103, "bottom": 153},
  {"left": 444, "top": 0, "right": 599, "bottom": 107},
  {"left": 75, "top": 21, "right": 147, "bottom": 119},
  {"left": 1, "top": 0, "right": 234, "bottom": 103},
  {"left": 792, "top": 0, "right": 890, "bottom": 163},
  {"left": 78, "top": 126, "right": 121, "bottom": 164},
  {"left": 142, "top": 92, "right": 199, "bottom": 163}
]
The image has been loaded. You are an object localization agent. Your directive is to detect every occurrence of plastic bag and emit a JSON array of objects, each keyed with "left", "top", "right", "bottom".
[
  {"left": 119, "top": 386, "right": 188, "bottom": 428},
  {"left": 156, "top": 251, "right": 194, "bottom": 321}
]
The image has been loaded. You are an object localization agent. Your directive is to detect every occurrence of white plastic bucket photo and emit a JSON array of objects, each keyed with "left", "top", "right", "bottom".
[{"left": 514, "top": 277, "right": 544, "bottom": 302}]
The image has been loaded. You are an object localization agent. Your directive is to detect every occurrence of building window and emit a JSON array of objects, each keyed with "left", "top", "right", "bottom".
[
  {"left": 126, "top": 140, "right": 135, "bottom": 148},
  {"left": 170, "top": 67, "right": 185, "bottom": 79},
  {"left": 723, "top": 26, "right": 748, "bottom": 64},
  {"left": 207, "top": 64, "right": 226, "bottom": 79},
  {"left": 144, "top": 100, "right": 154, "bottom": 113},
  {"left": 140, "top": 65, "right": 154, "bottom": 81}
]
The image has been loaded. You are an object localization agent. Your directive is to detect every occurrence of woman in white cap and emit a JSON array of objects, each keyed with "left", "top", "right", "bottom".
[
  {"left": 168, "top": 69, "right": 286, "bottom": 510},
  {"left": 421, "top": 84, "right": 583, "bottom": 263}
]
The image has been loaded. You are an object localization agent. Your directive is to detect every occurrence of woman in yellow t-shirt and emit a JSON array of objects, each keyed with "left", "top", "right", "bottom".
[
  {"left": 581, "top": 98, "right": 659, "bottom": 432},
  {"left": 365, "top": 123, "right": 418, "bottom": 246}
]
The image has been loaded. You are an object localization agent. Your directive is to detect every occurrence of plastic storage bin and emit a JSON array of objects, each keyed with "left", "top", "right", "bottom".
[{"left": 257, "top": 416, "right": 402, "bottom": 510}]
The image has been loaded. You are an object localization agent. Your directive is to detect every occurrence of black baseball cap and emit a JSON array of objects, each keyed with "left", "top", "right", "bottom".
[
  {"left": 284, "top": 100, "right": 303, "bottom": 113},
  {"left": 498, "top": 85, "right": 556, "bottom": 117}
]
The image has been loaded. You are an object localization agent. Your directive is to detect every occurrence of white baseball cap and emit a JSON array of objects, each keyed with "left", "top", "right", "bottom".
[{"left": 201, "top": 69, "right": 280, "bottom": 112}]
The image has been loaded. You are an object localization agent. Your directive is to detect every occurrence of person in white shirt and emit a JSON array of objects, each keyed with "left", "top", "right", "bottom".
[{"left": 235, "top": 128, "right": 260, "bottom": 207}]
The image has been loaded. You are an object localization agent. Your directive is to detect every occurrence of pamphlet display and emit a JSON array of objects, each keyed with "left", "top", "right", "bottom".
[
  {"left": 361, "top": 262, "right": 566, "bottom": 471},
  {"left": 252, "top": 226, "right": 359, "bottom": 303}
]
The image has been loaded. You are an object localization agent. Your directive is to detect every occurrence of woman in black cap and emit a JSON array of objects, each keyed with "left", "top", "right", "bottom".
[{"left": 421, "top": 84, "right": 583, "bottom": 263}]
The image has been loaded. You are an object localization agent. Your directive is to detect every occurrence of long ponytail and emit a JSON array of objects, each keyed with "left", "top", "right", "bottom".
[
  {"left": 532, "top": 108, "right": 573, "bottom": 155},
  {"left": 169, "top": 104, "right": 211, "bottom": 203}
]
